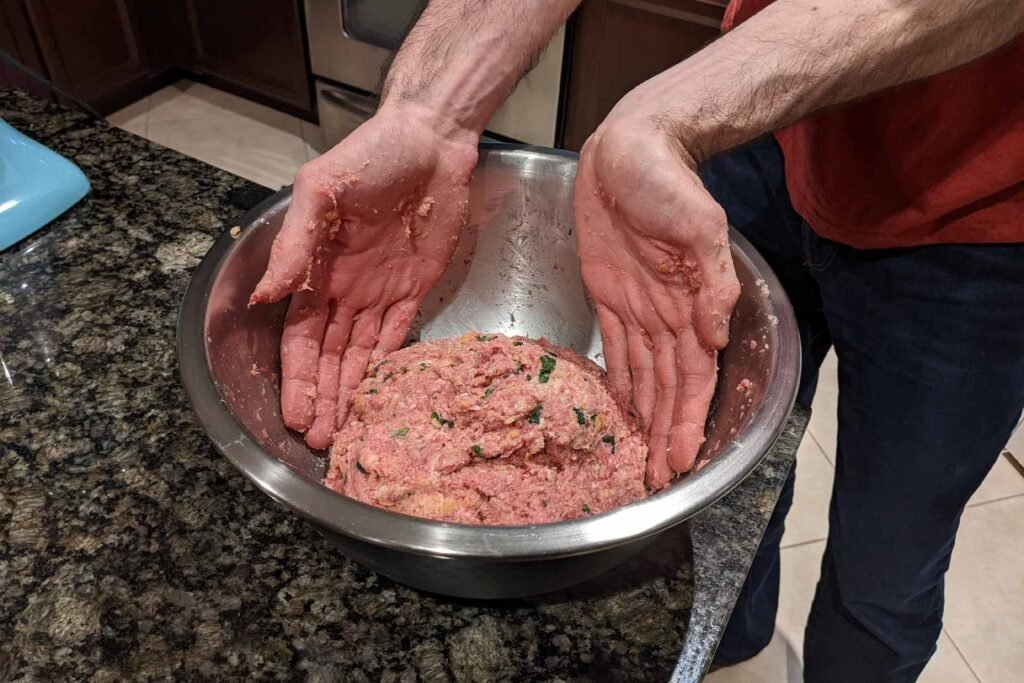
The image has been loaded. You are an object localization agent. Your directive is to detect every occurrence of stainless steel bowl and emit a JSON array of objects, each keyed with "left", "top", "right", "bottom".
[{"left": 177, "top": 144, "right": 799, "bottom": 599}]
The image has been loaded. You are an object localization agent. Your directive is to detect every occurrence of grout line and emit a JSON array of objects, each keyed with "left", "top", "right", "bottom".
[
  {"left": 943, "top": 629, "right": 983, "bottom": 683},
  {"left": 780, "top": 537, "right": 827, "bottom": 551},
  {"left": 807, "top": 429, "right": 834, "bottom": 467},
  {"left": 1004, "top": 449, "right": 1024, "bottom": 480},
  {"left": 966, "top": 491, "right": 1024, "bottom": 509}
]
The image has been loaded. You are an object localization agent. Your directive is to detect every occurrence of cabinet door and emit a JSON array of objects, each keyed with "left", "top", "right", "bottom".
[
  {"left": 562, "top": 0, "right": 726, "bottom": 150},
  {"left": 25, "top": 0, "right": 150, "bottom": 110},
  {"left": 184, "top": 0, "right": 311, "bottom": 115}
]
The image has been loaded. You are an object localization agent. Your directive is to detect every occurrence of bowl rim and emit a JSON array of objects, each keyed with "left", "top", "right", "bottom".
[{"left": 176, "top": 144, "right": 800, "bottom": 560}]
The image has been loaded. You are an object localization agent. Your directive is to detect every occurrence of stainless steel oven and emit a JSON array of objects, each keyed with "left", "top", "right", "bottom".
[{"left": 305, "top": 0, "right": 565, "bottom": 147}]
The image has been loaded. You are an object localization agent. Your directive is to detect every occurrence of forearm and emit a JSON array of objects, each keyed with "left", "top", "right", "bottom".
[
  {"left": 381, "top": 0, "right": 579, "bottom": 141},
  {"left": 623, "top": 0, "right": 1024, "bottom": 163}
]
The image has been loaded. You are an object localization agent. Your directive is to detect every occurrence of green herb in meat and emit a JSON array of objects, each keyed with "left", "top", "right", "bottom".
[
  {"left": 383, "top": 372, "right": 394, "bottom": 382},
  {"left": 484, "top": 385, "right": 496, "bottom": 398},
  {"left": 471, "top": 444, "right": 485, "bottom": 457},
  {"left": 512, "top": 341, "right": 524, "bottom": 346},
  {"left": 538, "top": 355, "right": 557, "bottom": 383},
  {"left": 431, "top": 411, "right": 455, "bottom": 428},
  {"left": 356, "top": 461, "right": 368, "bottom": 475},
  {"left": 602, "top": 434, "right": 616, "bottom": 454},
  {"left": 391, "top": 427, "right": 410, "bottom": 439},
  {"left": 372, "top": 360, "right": 390, "bottom": 375},
  {"left": 527, "top": 404, "right": 543, "bottom": 424},
  {"left": 581, "top": 503, "right": 592, "bottom": 514},
  {"left": 573, "top": 407, "right": 587, "bottom": 425},
  {"left": 367, "top": 388, "right": 378, "bottom": 395},
  {"left": 476, "top": 334, "right": 495, "bottom": 342}
]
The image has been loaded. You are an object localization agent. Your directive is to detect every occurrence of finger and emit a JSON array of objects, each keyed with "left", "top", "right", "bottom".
[
  {"left": 626, "top": 326, "right": 656, "bottom": 430},
  {"left": 250, "top": 169, "right": 337, "bottom": 304},
  {"left": 304, "top": 301, "right": 356, "bottom": 450},
  {"left": 595, "top": 304, "right": 631, "bottom": 403},
  {"left": 280, "top": 291, "right": 329, "bottom": 431},
  {"left": 668, "top": 330, "right": 718, "bottom": 475},
  {"left": 335, "top": 308, "right": 385, "bottom": 428},
  {"left": 688, "top": 203, "right": 740, "bottom": 351},
  {"left": 646, "top": 336, "right": 678, "bottom": 489},
  {"left": 373, "top": 299, "right": 421, "bottom": 360}
]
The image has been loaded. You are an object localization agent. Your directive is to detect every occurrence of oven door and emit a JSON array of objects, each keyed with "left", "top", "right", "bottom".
[{"left": 305, "top": 0, "right": 563, "bottom": 146}]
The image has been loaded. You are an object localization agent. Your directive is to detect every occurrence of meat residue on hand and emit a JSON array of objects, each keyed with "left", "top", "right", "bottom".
[{"left": 324, "top": 334, "right": 648, "bottom": 525}]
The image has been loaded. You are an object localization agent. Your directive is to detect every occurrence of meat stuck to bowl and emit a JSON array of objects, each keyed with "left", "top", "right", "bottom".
[{"left": 177, "top": 144, "right": 800, "bottom": 599}]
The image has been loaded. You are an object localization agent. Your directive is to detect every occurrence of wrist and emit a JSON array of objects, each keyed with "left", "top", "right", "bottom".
[{"left": 375, "top": 98, "right": 481, "bottom": 152}]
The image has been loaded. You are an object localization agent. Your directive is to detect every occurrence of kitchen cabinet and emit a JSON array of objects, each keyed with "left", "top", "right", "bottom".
[
  {"left": 562, "top": 0, "right": 726, "bottom": 150},
  {"left": 23, "top": 0, "right": 158, "bottom": 112},
  {"left": 184, "top": 0, "right": 312, "bottom": 117}
]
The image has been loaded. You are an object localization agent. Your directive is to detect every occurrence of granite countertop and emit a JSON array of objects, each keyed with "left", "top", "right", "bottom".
[{"left": 0, "top": 89, "right": 806, "bottom": 682}]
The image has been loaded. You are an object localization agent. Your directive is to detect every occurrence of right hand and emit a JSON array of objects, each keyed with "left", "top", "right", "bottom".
[{"left": 251, "top": 105, "right": 479, "bottom": 449}]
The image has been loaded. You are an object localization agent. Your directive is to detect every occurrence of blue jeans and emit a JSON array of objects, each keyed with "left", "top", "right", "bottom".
[{"left": 702, "top": 137, "right": 1024, "bottom": 682}]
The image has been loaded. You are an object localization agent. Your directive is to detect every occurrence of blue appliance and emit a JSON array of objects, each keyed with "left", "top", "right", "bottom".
[{"left": 0, "top": 118, "right": 90, "bottom": 251}]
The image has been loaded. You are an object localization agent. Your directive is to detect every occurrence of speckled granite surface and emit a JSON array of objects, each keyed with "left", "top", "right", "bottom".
[{"left": 0, "top": 89, "right": 806, "bottom": 682}]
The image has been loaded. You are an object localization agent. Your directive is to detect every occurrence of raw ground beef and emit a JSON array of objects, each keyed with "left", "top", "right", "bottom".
[{"left": 324, "top": 333, "right": 649, "bottom": 525}]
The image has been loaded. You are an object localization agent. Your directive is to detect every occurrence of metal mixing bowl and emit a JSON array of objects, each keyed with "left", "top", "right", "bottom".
[{"left": 177, "top": 144, "right": 799, "bottom": 599}]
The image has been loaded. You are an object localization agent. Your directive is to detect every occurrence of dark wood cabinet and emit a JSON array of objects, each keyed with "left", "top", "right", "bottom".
[
  {"left": 562, "top": 0, "right": 726, "bottom": 150},
  {"left": 184, "top": 0, "right": 311, "bottom": 116},
  {"left": 23, "top": 0, "right": 155, "bottom": 112},
  {"left": 0, "top": 0, "right": 311, "bottom": 117}
]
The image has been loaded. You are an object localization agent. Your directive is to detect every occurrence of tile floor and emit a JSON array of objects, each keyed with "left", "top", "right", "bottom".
[{"left": 110, "top": 80, "right": 1024, "bottom": 682}]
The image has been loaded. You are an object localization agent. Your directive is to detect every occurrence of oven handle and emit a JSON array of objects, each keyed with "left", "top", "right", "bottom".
[{"left": 320, "top": 87, "right": 379, "bottom": 118}]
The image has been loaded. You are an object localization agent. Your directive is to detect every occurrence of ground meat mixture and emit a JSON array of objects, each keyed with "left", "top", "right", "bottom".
[{"left": 324, "top": 333, "right": 649, "bottom": 525}]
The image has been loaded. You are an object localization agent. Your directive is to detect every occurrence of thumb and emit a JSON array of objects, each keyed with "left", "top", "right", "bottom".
[{"left": 250, "top": 170, "right": 336, "bottom": 305}]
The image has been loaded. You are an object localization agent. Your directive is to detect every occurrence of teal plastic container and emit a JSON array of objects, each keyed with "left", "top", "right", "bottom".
[{"left": 0, "top": 119, "right": 90, "bottom": 250}]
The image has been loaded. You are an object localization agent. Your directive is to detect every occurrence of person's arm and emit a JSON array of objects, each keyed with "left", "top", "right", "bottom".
[
  {"left": 252, "top": 1, "right": 579, "bottom": 448},
  {"left": 615, "top": 0, "right": 1024, "bottom": 164},
  {"left": 575, "top": 0, "right": 1024, "bottom": 487},
  {"left": 380, "top": 0, "right": 580, "bottom": 143}
]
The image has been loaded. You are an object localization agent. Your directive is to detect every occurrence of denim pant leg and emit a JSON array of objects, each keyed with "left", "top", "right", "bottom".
[
  {"left": 802, "top": 237, "right": 1024, "bottom": 682},
  {"left": 700, "top": 137, "right": 833, "bottom": 664}
]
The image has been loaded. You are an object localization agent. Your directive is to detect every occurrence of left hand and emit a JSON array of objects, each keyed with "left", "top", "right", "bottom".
[{"left": 574, "top": 114, "right": 741, "bottom": 488}]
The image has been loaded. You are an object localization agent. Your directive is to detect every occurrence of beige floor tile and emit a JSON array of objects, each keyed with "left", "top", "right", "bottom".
[
  {"left": 704, "top": 631, "right": 802, "bottom": 683},
  {"left": 968, "top": 453, "right": 1024, "bottom": 507},
  {"left": 780, "top": 436, "right": 833, "bottom": 549},
  {"left": 146, "top": 113, "right": 306, "bottom": 190},
  {"left": 807, "top": 349, "right": 838, "bottom": 464},
  {"left": 920, "top": 632, "right": 980, "bottom": 683},
  {"left": 775, "top": 539, "right": 825, "bottom": 660},
  {"left": 117, "top": 120, "right": 149, "bottom": 138},
  {"left": 107, "top": 96, "right": 149, "bottom": 131},
  {"left": 1004, "top": 417, "right": 1024, "bottom": 464},
  {"left": 301, "top": 121, "right": 327, "bottom": 160},
  {"left": 944, "top": 496, "right": 1024, "bottom": 683},
  {"left": 149, "top": 79, "right": 276, "bottom": 123}
]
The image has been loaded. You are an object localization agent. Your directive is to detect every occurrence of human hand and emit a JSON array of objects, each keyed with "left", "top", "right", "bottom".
[
  {"left": 251, "top": 105, "right": 479, "bottom": 449},
  {"left": 574, "top": 115, "right": 740, "bottom": 488}
]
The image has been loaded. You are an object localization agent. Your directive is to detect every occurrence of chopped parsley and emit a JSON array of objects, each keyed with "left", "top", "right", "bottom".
[
  {"left": 514, "top": 361, "right": 526, "bottom": 374},
  {"left": 590, "top": 412, "right": 598, "bottom": 423},
  {"left": 372, "top": 360, "right": 390, "bottom": 375},
  {"left": 582, "top": 503, "right": 592, "bottom": 514},
  {"left": 471, "top": 444, "right": 485, "bottom": 457},
  {"left": 399, "top": 366, "right": 408, "bottom": 374},
  {"left": 484, "top": 386, "right": 497, "bottom": 398},
  {"left": 476, "top": 334, "right": 496, "bottom": 342},
  {"left": 527, "top": 404, "right": 543, "bottom": 424},
  {"left": 573, "top": 407, "right": 587, "bottom": 425},
  {"left": 382, "top": 372, "right": 394, "bottom": 382},
  {"left": 367, "top": 388, "right": 378, "bottom": 395},
  {"left": 602, "top": 434, "right": 616, "bottom": 454},
  {"left": 526, "top": 375, "right": 532, "bottom": 381},
  {"left": 391, "top": 427, "right": 410, "bottom": 439},
  {"left": 431, "top": 411, "right": 455, "bottom": 428},
  {"left": 512, "top": 341, "right": 524, "bottom": 346},
  {"left": 419, "top": 362, "right": 428, "bottom": 371},
  {"left": 538, "top": 355, "right": 557, "bottom": 383},
  {"left": 356, "top": 461, "right": 368, "bottom": 475},
  {"left": 541, "top": 498, "right": 549, "bottom": 507}
]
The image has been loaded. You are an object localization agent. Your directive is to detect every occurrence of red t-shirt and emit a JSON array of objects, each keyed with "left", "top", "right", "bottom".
[{"left": 722, "top": 1, "right": 1024, "bottom": 248}]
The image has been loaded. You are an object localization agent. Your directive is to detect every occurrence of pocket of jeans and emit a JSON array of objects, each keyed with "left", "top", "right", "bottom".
[{"left": 802, "top": 223, "right": 839, "bottom": 272}]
